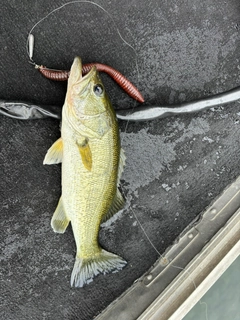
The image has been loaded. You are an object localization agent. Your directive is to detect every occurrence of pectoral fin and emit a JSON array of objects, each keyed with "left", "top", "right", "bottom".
[
  {"left": 77, "top": 138, "right": 92, "bottom": 171},
  {"left": 101, "top": 188, "right": 125, "bottom": 223},
  {"left": 51, "top": 196, "right": 70, "bottom": 233},
  {"left": 43, "top": 138, "right": 63, "bottom": 165}
]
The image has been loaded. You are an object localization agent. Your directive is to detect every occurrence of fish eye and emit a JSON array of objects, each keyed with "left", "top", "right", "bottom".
[{"left": 93, "top": 84, "right": 104, "bottom": 96}]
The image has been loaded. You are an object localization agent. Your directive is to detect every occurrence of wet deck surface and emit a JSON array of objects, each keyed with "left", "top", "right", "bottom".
[{"left": 1, "top": 1, "right": 240, "bottom": 319}]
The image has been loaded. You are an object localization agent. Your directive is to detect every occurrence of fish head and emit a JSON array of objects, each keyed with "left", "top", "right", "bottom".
[{"left": 63, "top": 57, "right": 114, "bottom": 137}]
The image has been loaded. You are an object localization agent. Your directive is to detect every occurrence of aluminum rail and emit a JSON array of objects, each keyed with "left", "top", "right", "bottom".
[{"left": 96, "top": 176, "right": 240, "bottom": 320}]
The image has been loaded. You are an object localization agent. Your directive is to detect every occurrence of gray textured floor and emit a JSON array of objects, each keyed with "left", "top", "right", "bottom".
[{"left": 1, "top": 1, "right": 240, "bottom": 319}]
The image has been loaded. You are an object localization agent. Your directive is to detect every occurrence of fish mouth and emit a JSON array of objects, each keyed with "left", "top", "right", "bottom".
[
  {"left": 70, "top": 56, "right": 83, "bottom": 83},
  {"left": 65, "top": 56, "right": 100, "bottom": 121},
  {"left": 69, "top": 56, "right": 97, "bottom": 89},
  {"left": 66, "top": 56, "right": 98, "bottom": 111}
]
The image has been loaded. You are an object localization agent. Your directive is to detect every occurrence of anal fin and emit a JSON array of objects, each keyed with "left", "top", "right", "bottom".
[
  {"left": 51, "top": 196, "right": 69, "bottom": 233},
  {"left": 101, "top": 188, "right": 125, "bottom": 223}
]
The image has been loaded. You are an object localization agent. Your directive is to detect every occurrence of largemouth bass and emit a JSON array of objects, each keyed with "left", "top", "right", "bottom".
[{"left": 44, "top": 57, "right": 126, "bottom": 287}]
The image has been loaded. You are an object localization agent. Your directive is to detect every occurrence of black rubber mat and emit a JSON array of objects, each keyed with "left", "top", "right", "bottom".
[{"left": 1, "top": 1, "right": 240, "bottom": 319}]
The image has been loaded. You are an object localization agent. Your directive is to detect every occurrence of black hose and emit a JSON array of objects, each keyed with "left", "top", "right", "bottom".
[{"left": 1, "top": 86, "right": 240, "bottom": 121}]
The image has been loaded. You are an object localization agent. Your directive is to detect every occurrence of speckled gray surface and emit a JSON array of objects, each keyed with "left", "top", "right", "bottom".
[{"left": 1, "top": 1, "right": 240, "bottom": 319}]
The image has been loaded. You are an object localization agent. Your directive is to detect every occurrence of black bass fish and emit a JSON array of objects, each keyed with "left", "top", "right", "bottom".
[{"left": 44, "top": 57, "right": 126, "bottom": 287}]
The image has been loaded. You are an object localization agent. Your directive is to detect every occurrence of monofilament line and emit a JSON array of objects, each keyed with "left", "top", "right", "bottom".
[
  {"left": 27, "top": 4, "right": 201, "bottom": 307},
  {"left": 128, "top": 205, "right": 162, "bottom": 257},
  {"left": 124, "top": 165, "right": 198, "bottom": 294},
  {"left": 25, "top": 0, "right": 140, "bottom": 137},
  {"left": 25, "top": 1, "right": 139, "bottom": 77}
]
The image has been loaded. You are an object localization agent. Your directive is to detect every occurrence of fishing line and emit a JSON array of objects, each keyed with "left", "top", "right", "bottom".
[
  {"left": 119, "top": 156, "right": 200, "bottom": 298},
  {"left": 122, "top": 162, "right": 200, "bottom": 309},
  {"left": 128, "top": 185, "right": 212, "bottom": 320},
  {"left": 128, "top": 197, "right": 210, "bottom": 320},
  {"left": 128, "top": 205, "right": 162, "bottom": 256},
  {"left": 120, "top": 27, "right": 140, "bottom": 145},
  {"left": 127, "top": 196, "right": 205, "bottom": 320},
  {"left": 26, "top": 0, "right": 139, "bottom": 140},
  {"left": 27, "top": 2, "right": 202, "bottom": 310},
  {"left": 200, "top": 301, "right": 209, "bottom": 320},
  {"left": 26, "top": 1, "right": 138, "bottom": 60}
]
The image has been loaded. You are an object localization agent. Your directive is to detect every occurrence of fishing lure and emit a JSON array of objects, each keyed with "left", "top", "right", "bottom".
[
  {"left": 35, "top": 63, "right": 144, "bottom": 103},
  {"left": 28, "top": 34, "right": 34, "bottom": 60},
  {"left": 28, "top": 34, "right": 144, "bottom": 103}
]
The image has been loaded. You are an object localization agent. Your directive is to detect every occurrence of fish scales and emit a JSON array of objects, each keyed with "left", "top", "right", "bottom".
[
  {"left": 44, "top": 57, "right": 126, "bottom": 287},
  {"left": 62, "top": 121, "right": 119, "bottom": 254}
]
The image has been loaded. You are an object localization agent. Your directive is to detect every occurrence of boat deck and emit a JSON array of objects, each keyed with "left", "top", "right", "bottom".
[{"left": 1, "top": 1, "right": 240, "bottom": 319}]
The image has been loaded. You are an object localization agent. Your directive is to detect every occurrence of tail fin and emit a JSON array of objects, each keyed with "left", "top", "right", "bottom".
[{"left": 70, "top": 249, "right": 127, "bottom": 287}]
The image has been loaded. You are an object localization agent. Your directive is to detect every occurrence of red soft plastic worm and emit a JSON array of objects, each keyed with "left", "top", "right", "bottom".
[{"left": 37, "top": 63, "right": 144, "bottom": 103}]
